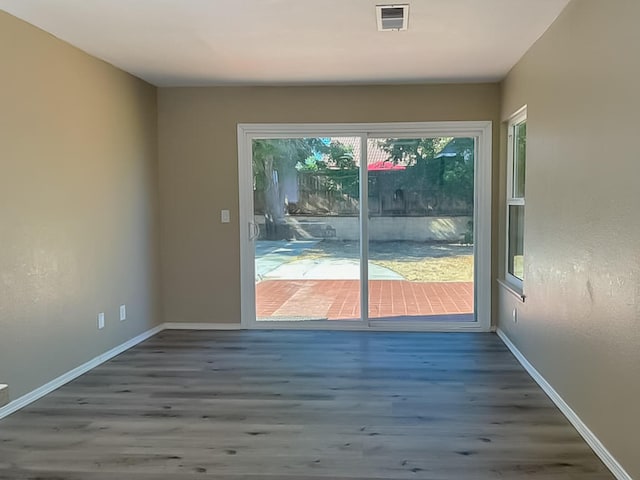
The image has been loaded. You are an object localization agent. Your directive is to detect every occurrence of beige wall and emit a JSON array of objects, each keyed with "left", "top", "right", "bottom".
[
  {"left": 0, "top": 12, "right": 160, "bottom": 400},
  {"left": 499, "top": 0, "right": 640, "bottom": 477},
  {"left": 3, "top": 2, "right": 638, "bottom": 476},
  {"left": 157, "top": 84, "right": 500, "bottom": 324}
]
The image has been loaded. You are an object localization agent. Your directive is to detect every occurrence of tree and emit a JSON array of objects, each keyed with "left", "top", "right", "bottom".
[
  {"left": 378, "top": 137, "right": 474, "bottom": 215},
  {"left": 379, "top": 137, "right": 451, "bottom": 167},
  {"left": 295, "top": 140, "right": 359, "bottom": 213},
  {"left": 253, "top": 137, "right": 358, "bottom": 239},
  {"left": 253, "top": 138, "right": 321, "bottom": 239},
  {"left": 439, "top": 137, "right": 475, "bottom": 208}
]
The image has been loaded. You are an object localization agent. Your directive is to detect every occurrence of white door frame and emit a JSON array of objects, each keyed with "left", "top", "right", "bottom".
[{"left": 237, "top": 121, "right": 492, "bottom": 332}]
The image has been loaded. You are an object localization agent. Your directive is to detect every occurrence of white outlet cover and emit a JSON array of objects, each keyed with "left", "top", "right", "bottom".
[
  {"left": 120, "top": 304, "right": 126, "bottom": 321},
  {"left": 98, "top": 312, "right": 105, "bottom": 329},
  {"left": 221, "top": 209, "right": 230, "bottom": 223}
]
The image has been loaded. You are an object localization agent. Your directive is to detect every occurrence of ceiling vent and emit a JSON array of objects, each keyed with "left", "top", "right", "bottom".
[{"left": 376, "top": 4, "right": 409, "bottom": 31}]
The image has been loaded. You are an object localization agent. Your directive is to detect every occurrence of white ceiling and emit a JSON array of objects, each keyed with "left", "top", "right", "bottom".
[{"left": 0, "top": 0, "right": 570, "bottom": 87}]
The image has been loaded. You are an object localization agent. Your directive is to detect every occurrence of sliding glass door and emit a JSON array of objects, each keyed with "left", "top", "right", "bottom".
[
  {"left": 366, "top": 137, "right": 475, "bottom": 324},
  {"left": 238, "top": 123, "right": 491, "bottom": 331},
  {"left": 252, "top": 136, "right": 363, "bottom": 324}
]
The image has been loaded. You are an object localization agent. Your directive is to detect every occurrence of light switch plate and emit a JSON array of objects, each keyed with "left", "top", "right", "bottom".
[
  {"left": 221, "top": 209, "right": 230, "bottom": 223},
  {"left": 98, "top": 312, "right": 105, "bottom": 329},
  {"left": 120, "top": 304, "right": 126, "bottom": 321}
]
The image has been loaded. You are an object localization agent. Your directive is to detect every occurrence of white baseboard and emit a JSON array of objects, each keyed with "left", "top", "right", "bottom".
[
  {"left": 3, "top": 322, "right": 630, "bottom": 480},
  {"left": 0, "top": 324, "right": 164, "bottom": 421},
  {"left": 163, "top": 322, "right": 242, "bottom": 330},
  {"left": 0, "top": 322, "right": 242, "bottom": 420},
  {"left": 496, "top": 329, "right": 632, "bottom": 480}
]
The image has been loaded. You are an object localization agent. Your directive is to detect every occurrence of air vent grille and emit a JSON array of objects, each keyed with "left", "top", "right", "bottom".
[{"left": 376, "top": 4, "right": 409, "bottom": 31}]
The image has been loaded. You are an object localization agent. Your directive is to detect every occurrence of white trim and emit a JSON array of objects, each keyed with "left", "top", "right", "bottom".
[
  {"left": 496, "top": 329, "right": 632, "bottom": 480},
  {"left": 163, "top": 322, "right": 242, "bottom": 330},
  {"left": 0, "top": 324, "right": 164, "bottom": 421},
  {"left": 505, "top": 203, "right": 524, "bottom": 292},
  {"left": 497, "top": 278, "right": 526, "bottom": 303},
  {"left": 238, "top": 123, "right": 255, "bottom": 329},
  {"left": 505, "top": 107, "right": 526, "bottom": 291},
  {"left": 208, "top": 321, "right": 486, "bottom": 332},
  {"left": 368, "top": 321, "right": 485, "bottom": 332},
  {"left": 360, "top": 135, "right": 369, "bottom": 326},
  {"left": 237, "top": 121, "right": 492, "bottom": 137},
  {"left": 473, "top": 121, "right": 493, "bottom": 330},
  {"left": 1, "top": 321, "right": 629, "bottom": 480},
  {"left": 237, "top": 121, "right": 493, "bottom": 332},
  {"left": 162, "top": 319, "right": 486, "bottom": 332}
]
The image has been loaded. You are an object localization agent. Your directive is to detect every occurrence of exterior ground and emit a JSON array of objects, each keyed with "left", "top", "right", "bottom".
[{"left": 255, "top": 240, "right": 474, "bottom": 321}]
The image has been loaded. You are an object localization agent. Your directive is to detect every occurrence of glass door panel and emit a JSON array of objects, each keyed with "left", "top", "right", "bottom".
[
  {"left": 366, "top": 137, "right": 476, "bottom": 323},
  {"left": 252, "top": 137, "right": 362, "bottom": 323}
]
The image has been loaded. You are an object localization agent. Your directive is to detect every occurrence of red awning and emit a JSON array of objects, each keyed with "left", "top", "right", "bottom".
[{"left": 367, "top": 161, "right": 406, "bottom": 171}]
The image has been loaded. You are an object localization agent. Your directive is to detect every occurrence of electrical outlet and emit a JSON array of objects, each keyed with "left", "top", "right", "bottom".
[
  {"left": 512, "top": 308, "right": 518, "bottom": 323},
  {"left": 120, "top": 304, "right": 126, "bottom": 321},
  {"left": 221, "top": 209, "right": 230, "bottom": 223},
  {"left": 98, "top": 312, "right": 105, "bottom": 330}
]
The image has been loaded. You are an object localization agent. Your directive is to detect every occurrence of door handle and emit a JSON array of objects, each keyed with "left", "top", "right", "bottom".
[{"left": 248, "top": 222, "right": 260, "bottom": 240}]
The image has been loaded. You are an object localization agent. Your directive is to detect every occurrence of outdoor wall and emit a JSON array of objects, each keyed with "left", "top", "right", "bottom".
[
  {"left": 498, "top": 0, "right": 640, "bottom": 477},
  {"left": 158, "top": 84, "right": 500, "bottom": 324},
  {"left": 255, "top": 215, "right": 472, "bottom": 243},
  {"left": 0, "top": 12, "right": 160, "bottom": 400}
]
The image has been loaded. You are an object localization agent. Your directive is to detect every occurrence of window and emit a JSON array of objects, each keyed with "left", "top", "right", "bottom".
[{"left": 506, "top": 107, "right": 526, "bottom": 290}]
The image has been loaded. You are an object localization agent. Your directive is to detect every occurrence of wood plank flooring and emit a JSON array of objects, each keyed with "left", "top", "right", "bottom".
[{"left": 0, "top": 330, "right": 614, "bottom": 479}]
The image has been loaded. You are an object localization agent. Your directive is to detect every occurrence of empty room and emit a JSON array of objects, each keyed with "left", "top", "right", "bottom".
[{"left": 0, "top": 0, "right": 638, "bottom": 479}]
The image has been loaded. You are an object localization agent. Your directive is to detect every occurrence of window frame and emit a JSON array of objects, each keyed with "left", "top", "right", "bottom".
[
  {"left": 238, "top": 121, "right": 493, "bottom": 331},
  {"left": 505, "top": 106, "right": 527, "bottom": 292}
]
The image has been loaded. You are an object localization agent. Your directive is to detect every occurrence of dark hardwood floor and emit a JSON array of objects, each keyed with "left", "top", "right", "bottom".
[{"left": 0, "top": 330, "right": 613, "bottom": 479}]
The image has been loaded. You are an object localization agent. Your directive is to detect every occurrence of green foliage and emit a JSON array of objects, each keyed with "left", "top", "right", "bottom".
[
  {"left": 293, "top": 140, "right": 359, "bottom": 198},
  {"left": 253, "top": 136, "right": 474, "bottom": 221},
  {"left": 296, "top": 156, "right": 322, "bottom": 172},
  {"left": 378, "top": 137, "right": 475, "bottom": 214},
  {"left": 327, "top": 141, "right": 356, "bottom": 170},
  {"left": 379, "top": 137, "right": 451, "bottom": 165},
  {"left": 253, "top": 138, "right": 324, "bottom": 191},
  {"left": 293, "top": 140, "right": 356, "bottom": 172},
  {"left": 514, "top": 122, "right": 526, "bottom": 196},
  {"left": 253, "top": 138, "right": 360, "bottom": 230}
]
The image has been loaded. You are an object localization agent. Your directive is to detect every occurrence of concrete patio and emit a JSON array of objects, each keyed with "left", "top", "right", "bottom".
[{"left": 255, "top": 240, "right": 474, "bottom": 322}]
